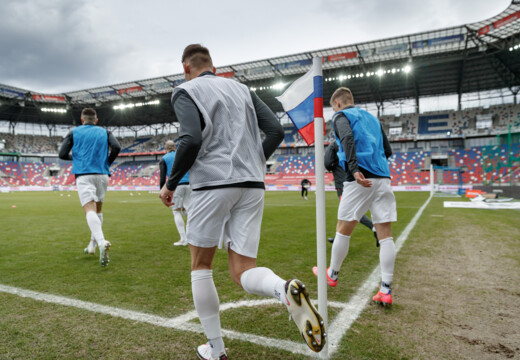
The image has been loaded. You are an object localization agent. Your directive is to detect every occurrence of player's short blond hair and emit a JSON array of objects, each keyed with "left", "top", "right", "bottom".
[
  {"left": 330, "top": 87, "right": 355, "bottom": 107},
  {"left": 165, "top": 140, "right": 175, "bottom": 152},
  {"left": 81, "top": 108, "right": 97, "bottom": 124}
]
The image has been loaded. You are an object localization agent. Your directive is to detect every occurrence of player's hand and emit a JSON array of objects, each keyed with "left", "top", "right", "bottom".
[
  {"left": 354, "top": 171, "right": 372, "bottom": 187},
  {"left": 159, "top": 185, "right": 174, "bottom": 207}
]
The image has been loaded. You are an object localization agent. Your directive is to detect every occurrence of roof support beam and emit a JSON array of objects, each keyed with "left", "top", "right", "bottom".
[
  {"left": 468, "top": 33, "right": 520, "bottom": 93},
  {"left": 457, "top": 32, "right": 471, "bottom": 110},
  {"left": 406, "top": 36, "right": 420, "bottom": 114},
  {"left": 355, "top": 45, "right": 384, "bottom": 109}
]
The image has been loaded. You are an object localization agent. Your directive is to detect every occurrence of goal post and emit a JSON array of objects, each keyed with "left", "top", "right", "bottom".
[{"left": 430, "top": 165, "right": 464, "bottom": 196}]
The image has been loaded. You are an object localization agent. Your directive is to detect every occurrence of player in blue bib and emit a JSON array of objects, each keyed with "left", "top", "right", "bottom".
[
  {"left": 59, "top": 108, "right": 121, "bottom": 267},
  {"left": 159, "top": 140, "right": 191, "bottom": 246},
  {"left": 313, "top": 87, "right": 397, "bottom": 306}
]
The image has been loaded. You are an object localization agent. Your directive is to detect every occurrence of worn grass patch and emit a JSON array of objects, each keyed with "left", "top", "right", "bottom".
[{"left": 339, "top": 196, "right": 520, "bottom": 360}]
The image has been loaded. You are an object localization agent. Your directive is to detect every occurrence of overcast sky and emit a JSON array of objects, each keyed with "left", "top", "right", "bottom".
[{"left": 0, "top": 0, "right": 511, "bottom": 94}]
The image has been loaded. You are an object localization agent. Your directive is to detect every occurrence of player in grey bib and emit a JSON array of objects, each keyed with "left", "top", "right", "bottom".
[{"left": 158, "top": 44, "right": 326, "bottom": 359}]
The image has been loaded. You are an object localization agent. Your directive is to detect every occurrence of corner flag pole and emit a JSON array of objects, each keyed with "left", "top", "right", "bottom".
[{"left": 312, "top": 57, "right": 329, "bottom": 358}]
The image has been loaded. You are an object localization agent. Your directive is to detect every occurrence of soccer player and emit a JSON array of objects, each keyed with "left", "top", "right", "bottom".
[
  {"left": 59, "top": 108, "right": 121, "bottom": 267},
  {"left": 324, "top": 141, "right": 379, "bottom": 247},
  {"left": 313, "top": 87, "right": 396, "bottom": 306},
  {"left": 159, "top": 139, "right": 190, "bottom": 246},
  {"left": 159, "top": 44, "right": 325, "bottom": 359},
  {"left": 301, "top": 178, "right": 311, "bottom": 200}
]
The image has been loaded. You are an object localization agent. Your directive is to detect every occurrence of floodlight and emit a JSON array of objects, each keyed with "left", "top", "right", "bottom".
[
  {"left": 377, "top": 69, "right": 384, "bottom": 77},
  {"left": 113, "top": 99, "right": 159, "bottom": 110},
  {"left": 403, "top": 65, "right": 412, "bottom": 73},
  {"left": 41, "top": 108, "right": 67, "bottom": 113}
]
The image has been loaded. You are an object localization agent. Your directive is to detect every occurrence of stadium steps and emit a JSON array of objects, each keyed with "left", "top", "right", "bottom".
[
  {"left": 18, "top": 163, "right": 30, "bottom": 186},
  {"left": 139, "top": 164, "right": 158, "bottom": 177},
  {"left": 0, "top": 174, "right": 9, "bottom": 186}
]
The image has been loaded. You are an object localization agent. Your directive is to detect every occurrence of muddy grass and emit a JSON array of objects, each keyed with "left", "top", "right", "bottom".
[{"left": 370, "top": 205, "right": 520, "bottom": 359}]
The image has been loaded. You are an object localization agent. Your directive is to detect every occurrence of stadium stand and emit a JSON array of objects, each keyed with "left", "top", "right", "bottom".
[
  {"left": 116, "top": 134, "right": 176, "bottom": 154},
  {"left": 271, "top": 143, "right": 519, "bottom": 186},
  {"left": 279, "top": 122, "right": 335, "bottom": 148},
  {"left": 1, "top": 0, "right": 520, "bottom": 190},
  {"left": 22, "top": 162, "right": 51, "bottom": 186},
  {"left": 0, "top": 133, "right": 61, "bottom": 154},
  {"left": 1, "top": 143, "right": 517, "bottom": 187},
  {"left": 3, "top": 104, "right": 517, "bottom": 156},
  {"left": 108, "top": 161, "right": 160, "bottom": 187},
  {"left": 276, "top": 155, "right": 316, "bottom": 175},
  {"left": 0, "top": 162, "right": 25, "bottom": 186}
]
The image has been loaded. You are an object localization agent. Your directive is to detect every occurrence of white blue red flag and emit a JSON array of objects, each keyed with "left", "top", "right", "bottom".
[{"left": 276, "top": 63, "right": 324, "bottom": 145}]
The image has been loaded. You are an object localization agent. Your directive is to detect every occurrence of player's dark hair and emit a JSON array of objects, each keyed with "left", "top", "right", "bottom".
[
  {"left": 81, "top": 107, "right": 97, "bottom": 124},
  {"left": 182, "top": 44, "right": 213, "bottom": 69}
]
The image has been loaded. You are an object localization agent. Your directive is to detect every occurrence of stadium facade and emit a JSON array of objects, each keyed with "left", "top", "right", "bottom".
[{"left": 0, "top": 1, "right": 519, "bottom": 192}]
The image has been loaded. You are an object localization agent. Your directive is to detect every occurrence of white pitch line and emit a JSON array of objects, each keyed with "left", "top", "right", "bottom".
[
  {"left": 0, "top": 284, "right": 320, "bottom": 358},
  {"left": 326, "top": 194, "right": 432, "bottom": 355},
  {"left": 0, "top": 195, "right": 432, "bottom": 359}
]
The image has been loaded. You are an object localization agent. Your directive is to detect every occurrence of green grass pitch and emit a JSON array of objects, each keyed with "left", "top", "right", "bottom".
[{"left": 1, "top": 190, "right": 516, "bottom": 359}]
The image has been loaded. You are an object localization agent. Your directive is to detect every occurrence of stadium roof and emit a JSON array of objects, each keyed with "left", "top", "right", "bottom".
[{"left": 2, "top": 0, "right": 520, "bottom": 127}]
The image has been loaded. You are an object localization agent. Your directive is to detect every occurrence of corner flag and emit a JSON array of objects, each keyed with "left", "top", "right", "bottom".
[
  {"left": 277, "top": 58, "right": 329, "bottom": 357},
  {"left": 276, "top": 63, "right": 325, "bottom": 145}
]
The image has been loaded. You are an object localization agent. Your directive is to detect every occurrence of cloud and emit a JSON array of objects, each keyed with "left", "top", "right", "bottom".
[
  {"left": 0, "top": 0, "right": 134, "bottom": 92},
  {"left": 0, "top": 0, "right": 512, "bottom": 93}
]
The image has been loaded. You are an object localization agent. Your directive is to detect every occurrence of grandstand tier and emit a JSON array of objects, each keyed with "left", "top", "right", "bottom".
[
  {"left": 1, "top": 144, "right": 517, "bottom": 188},
  {"left": 1, "top": 2, "right": 520, "bottom": 127},
  {"left": 1, "top": 2, "right": 519, "bottom": 189}
]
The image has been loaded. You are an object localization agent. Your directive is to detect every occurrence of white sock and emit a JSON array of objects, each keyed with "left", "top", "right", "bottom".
[
  {"left": 90, "top": 213, "right": 103, "bottom": 245},
  {"left": 191, "top": 270, "right": 224, "bottom": 358},
  {"left": 208, "top": 337, "right": 225, "bottom": 358},
  {"left": 86, "top": 211, "right": 105, "bottom": 247},
  {"left": 329, "top": 232, "right": 351, "bottom": 280},
  {"left": 240, "top": 267, "right": 287, "bottom": 305},
  {"left": 379, "top": 237, "right": 396, "bottom": 293},
  {"left": 172, "top": 209, "right": 186, "bottom": 241}
]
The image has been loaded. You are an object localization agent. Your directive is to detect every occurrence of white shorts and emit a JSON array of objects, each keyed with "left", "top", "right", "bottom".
[
  {"left": 172, "top": 184, "right": 191, "bottom": 211},
  {"left": 338, "top": 178, "right": 396, "bottom": 224},
  {"left": 186, "top": 188, "right": 264, "bottom": 258},
  {"left": 76, "top": 174, "right": 109, "bottom": 207}
]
